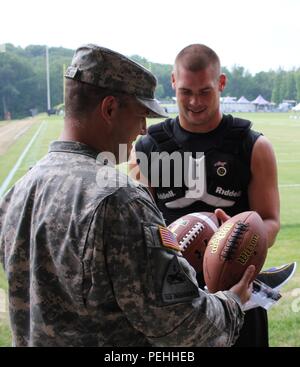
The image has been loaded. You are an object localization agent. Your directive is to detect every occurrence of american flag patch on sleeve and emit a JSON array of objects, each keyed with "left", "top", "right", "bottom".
[{"left": 158, "top": 226, "right": 182, "bottom": 252}]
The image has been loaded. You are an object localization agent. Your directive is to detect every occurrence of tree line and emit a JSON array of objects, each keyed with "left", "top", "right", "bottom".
[{"left": 0, "top": 44, "right": 300, "bottom": 119}]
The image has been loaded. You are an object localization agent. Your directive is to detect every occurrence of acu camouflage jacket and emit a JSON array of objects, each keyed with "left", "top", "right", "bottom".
[{"left": 0, "top": 141, "right": 244, "bottom": 347}]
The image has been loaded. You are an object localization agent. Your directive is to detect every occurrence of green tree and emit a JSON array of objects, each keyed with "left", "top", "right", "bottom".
[
  {"left": 272, "top": 70, "right": 285, "bottom": 104},
  {"left": 1, "top": 43, "right": 300, "bottom": 120},
  {"left": 0, "top": 51, "right": 35, "bottom": 118},
  {"left": 284, "top": 71, "right": 297, "bottom": 100},
  {"left": 131, "top": 55, "right": 173, "bottom": 99},
  {"left": 295, "top": 70, "right": 300, "bottom": 102},
  {"left": 223, "top": 65, "right": 256, "bottom": 100},
  {"left": 252, "top": 71, "right": 274, "bottom": 101},
  {"left": 0, "top": 44, "right": 73, "bottom": 119}
]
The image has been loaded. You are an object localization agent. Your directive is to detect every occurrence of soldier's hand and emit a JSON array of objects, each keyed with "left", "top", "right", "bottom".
[{"left": 229, "top": 265, "right": 255, "bottom": 305}]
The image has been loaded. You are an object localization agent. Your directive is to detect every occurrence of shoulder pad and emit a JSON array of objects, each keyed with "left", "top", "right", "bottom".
[
  {"left": 220, "top": 115, "right": 252, "bottom": 154},
  {"left": 147, "top": 118, "right": 181, "bottom": 153},
  {"left": 135, "top": 134, "right": 155, "bottom": 159},
  {"left": 231, "top": 116, "right": 252, "bottom": 136}
]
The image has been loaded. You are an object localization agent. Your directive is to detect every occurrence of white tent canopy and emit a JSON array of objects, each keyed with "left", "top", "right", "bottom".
[
  {"left": 292, "top": 103, "right": 300, "bottom": 111},
  {"left": 252, "top": 95, "right": 270, "bottom": 105},
  {"left": 237, "top": 96, "right": 250, "bottom": 103}
]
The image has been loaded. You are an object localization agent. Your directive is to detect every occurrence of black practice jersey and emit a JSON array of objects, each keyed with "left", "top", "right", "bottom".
[{"left": 135, "top": 114, "right": 262, "bottom": 225}]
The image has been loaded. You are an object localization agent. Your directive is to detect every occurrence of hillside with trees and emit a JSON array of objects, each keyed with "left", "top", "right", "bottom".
[
  {"left": 0, "top": 44, "right": 73, "bottom": 119},
  {"left": 0, "top": 43, "right": 300, "bottom": 119}
]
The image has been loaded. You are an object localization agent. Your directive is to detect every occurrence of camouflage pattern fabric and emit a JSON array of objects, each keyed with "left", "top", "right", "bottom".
[
  {"left": 65, "top": 44, "right": 156, "bottom": 99},
  {"left": 65, "top": 44, "right": 167, "bottom": 118},
  {"left": 0, "top": 141, "right": 244, "bottom": 346}
]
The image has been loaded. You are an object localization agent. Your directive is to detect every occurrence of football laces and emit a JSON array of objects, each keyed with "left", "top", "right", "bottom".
[{"left": 180, "top": 222, "right": 205, "bottom": 250}]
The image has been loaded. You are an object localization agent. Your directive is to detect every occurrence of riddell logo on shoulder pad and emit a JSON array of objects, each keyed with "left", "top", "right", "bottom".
[{"left": 215, "top": 186, "right": 241, "bottom": 198}]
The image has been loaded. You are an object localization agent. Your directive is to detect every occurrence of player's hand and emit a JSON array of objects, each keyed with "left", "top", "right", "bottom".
[
  {"left": 229, "top": 265, "right": 255, "bottom": 304},
  {"left": 214, "top": 208, "right": 230, "bottom": 225}
]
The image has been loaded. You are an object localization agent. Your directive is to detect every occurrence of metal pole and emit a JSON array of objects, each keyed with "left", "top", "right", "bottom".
[
  {"left": 2, "top": 95, "right": 7, "bottom": 115},
  {"left": 63, "top": 64, "right": 66, "bottom": 104},
  {"left": 46, "top": 46, "right": 51, "bottom": 112}
]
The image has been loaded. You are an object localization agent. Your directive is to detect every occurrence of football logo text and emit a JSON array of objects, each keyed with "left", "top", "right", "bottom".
[{"left": 208, "top": 222, "right": 234, "bottom": 254}]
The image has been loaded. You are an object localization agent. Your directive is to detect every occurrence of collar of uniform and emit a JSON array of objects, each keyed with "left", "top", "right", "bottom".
[{"left": 49, "top": 141, "right": 100, "bottom": 160}]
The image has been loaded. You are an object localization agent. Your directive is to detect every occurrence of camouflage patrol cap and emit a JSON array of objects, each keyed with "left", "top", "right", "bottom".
[{"left": 65, "top": 44, "right": 168, "bottom": 118}]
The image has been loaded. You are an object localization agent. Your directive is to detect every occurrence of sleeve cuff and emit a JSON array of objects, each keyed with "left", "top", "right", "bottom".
[{"left": 223, "top": 290, "right": 243, "bottom": 308}]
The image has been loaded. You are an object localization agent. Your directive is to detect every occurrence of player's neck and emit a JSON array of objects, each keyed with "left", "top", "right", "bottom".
[{"left": 179, "top": 111, "right": 223, "bottom": 133}]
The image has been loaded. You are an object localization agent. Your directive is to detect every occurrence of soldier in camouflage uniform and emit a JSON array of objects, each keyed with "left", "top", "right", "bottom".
[{"left": 0, "top": 44, "right": 255, "bottom": 347}]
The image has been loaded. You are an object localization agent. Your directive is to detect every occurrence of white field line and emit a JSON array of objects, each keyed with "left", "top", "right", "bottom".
[
  {"left": 0, "top": 121, "right": 32, "bottom": 140},
  {"left": 0, "top": 121, "right": 46, "bottom": 197},
  {"left": 0, "top": 124, "right": 21, "bottom": 139},
  {"left": 13, "top": 126, "right": 30, "bottom": 141}
]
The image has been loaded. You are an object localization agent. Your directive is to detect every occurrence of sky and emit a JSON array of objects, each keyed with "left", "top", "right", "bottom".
[{"left": 1, "top": 0, "right": 300, "bottom": 74}]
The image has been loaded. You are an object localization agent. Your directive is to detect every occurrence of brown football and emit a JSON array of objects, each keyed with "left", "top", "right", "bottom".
[
  {"left": 203, "top": 211, "right": 267, "bottom": 293},
  {"left": 168, "top": 212, "right": 219, "bottom": 273}
]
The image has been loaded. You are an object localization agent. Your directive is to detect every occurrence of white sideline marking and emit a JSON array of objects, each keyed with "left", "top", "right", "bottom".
[
  {"left": 13, "top": 126, "right": 30, "bottom": 141},
  {"left": 0, "top": 121, "right": 46, "bottom": 197}
]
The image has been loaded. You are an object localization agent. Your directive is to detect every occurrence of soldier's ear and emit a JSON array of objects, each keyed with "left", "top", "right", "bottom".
[{"left": 101, "top": 96, "right": 118, "bottom": 122}]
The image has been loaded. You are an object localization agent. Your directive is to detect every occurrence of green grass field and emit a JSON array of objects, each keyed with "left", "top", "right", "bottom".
[{"left": 0, "top": 112, "right": 300, "bottom": 346}]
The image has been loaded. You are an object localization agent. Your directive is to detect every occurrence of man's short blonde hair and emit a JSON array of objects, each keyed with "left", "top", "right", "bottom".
[{"left": 174, "top": 44, "right": 221, "bottom": 77}]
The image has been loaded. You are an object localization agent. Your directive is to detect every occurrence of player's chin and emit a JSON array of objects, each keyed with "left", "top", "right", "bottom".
[
  {"left": 187, "top": 109, "right": 206, "bottom": 121},
  {"left": 188, "top": 116, "right": 207, "bottom": 126}
]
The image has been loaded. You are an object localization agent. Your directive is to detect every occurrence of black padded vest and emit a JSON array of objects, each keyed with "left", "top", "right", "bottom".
[{"left": 135, "top": 114, "right": 261, "bottom": 225}]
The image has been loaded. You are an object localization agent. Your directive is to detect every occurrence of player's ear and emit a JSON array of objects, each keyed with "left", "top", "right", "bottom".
[
  {"left": 219, "top": 74, "right": 227, "bottom": 92},
  {"left": 171, "top": 71, "right": 176, "bottom": 90}
]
